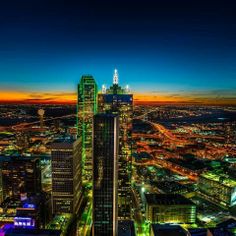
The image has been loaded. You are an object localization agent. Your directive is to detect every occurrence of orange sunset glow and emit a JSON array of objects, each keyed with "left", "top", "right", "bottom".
[
  {"left": 0, "top": 90, "right": 235, "bottom": 105},
  {"left": 0, "top": 91, "right": 77, "bottom": 104}
]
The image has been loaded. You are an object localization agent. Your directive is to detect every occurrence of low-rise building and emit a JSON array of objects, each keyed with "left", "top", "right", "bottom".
[
  {"left": 145, "top": 194, "right": 196, "bottom": 224},
  {"left": 198, "top": 172, "right": 236, "bottom": 208}
]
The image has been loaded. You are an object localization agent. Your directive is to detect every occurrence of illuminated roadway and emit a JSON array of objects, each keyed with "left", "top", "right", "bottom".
[
  {"left": 77, "top": 191, "right": 92, "bottom": 236},
  {"left": 134, "top": 112, "right": 234, "bottom": 160},
  {"left": 148, "top": 120, "right": 191, "bottom": 145},
  {"left": 11, "top": 114, "right": 76, "bottom": 131},
  {"left": 134, "top": 107, "right": 159, "bottom": 120},
  {"left": 132, "top": 114, "right": 199, "bottom": 181},
  {"left": 134, "top": 112, "right": 191, "bottom": 146},
  {"left": 133, "top": 160, "right": 198, "bottom": 181},
  {"left": 131, "top": 188, "right": 144, "bottom": 235}
]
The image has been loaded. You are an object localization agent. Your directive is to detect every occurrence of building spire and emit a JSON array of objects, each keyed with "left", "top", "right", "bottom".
[
  {"left": 102, "top": 84, "right": 106, "bottom": 94},
  {"left": 113, "top": 68, "right": 118, "bottom": 85}
]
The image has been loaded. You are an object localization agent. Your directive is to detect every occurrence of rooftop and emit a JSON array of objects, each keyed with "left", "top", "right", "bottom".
[
  {"left": 200, "top": 172, "right": 236, "bottom": 188},
  {"left": 80, "top": 75, "right": 96, "bottom": 82},
  {"left": 217, "top": 218, "right": 236, "bottom": 229},
  {"left": 50, "top": 138, "right": 75, "bottom": 150},
  {"left": 187, "top": 228, "right": 207, "bottom": 236},
  {"left": 151, "top": 224, "right": 187, "bottom": 236}
]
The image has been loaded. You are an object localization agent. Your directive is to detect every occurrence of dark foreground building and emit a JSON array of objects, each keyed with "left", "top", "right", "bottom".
[
  {"left": 92, "top": 114, "right": 119, "bottom": 236},
  {"left": 1, "top": 156, "right": 41, "bottom": 200}
]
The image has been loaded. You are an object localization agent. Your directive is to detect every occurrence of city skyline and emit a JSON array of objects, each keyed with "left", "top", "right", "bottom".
[
  {"left": 0, "top": 1, "right": 236, "bottom": 236},
  {"left": 0, "top": 73, "right": 235, "bottom": 105},
  {"left": 0, "top": 1, "right": 236, "bottom": 105}
]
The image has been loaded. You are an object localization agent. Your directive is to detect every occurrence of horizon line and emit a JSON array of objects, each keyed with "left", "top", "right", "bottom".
[{"left": 0, "top": 100, "right": 235, "bottom": 106}]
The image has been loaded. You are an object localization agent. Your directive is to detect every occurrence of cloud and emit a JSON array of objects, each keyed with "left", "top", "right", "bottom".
[
  {"left": 167, "top": 94, "right": 182, "bottom": 98},
  {"left": 23, "top": 98, "right": 55, "bottom": 102}
]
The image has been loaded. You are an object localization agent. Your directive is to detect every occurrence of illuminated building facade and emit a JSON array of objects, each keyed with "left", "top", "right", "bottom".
[
  {"left": 13, "top": 194, "right": 48, "bottom": 229},
  {"left": 51, "top": 138, "right": 83, "bottom": 214},
  {"left": 98, "top": 69, "right": 133, "bottom": 219},
  {"left": 198, "top": 172, "right": 236, "bottom": 208},
  {"left": 77, "top": 75, "right": 98, "bottom": 183},
  {"left": 1, "top": 157, "right": 41, "bottom": 200},
  {"left": 93, "top": 114, "right": 118, "bottom": 236},
  {"left": 145, "top": 194, "right": 196, "bottom": 224}
]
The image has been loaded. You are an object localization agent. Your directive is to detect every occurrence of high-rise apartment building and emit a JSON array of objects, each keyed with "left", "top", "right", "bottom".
[
  {"left": 93, "top": 114, "right": 119, "bottom": 236},
  {"left": 98, "top": 69, "right": 133, "bottom": 219},
  {"left": 77, "top": 75, "right": 98, "bottom": 183},
  {"left": 51, "top": 138, "right": 83, "bottom": 214},
  {"left": 1, "top": 156, "right": 41, "bottom": 200}
]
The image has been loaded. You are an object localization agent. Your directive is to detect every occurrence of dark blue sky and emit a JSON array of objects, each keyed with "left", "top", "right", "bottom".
[{"left": 0, "top": 0, "right": 236, "bottom": 102}]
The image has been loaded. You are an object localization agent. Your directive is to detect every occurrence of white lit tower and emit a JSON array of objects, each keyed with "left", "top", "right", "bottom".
[{"left": 113, "top": 68, "right": 119, "bottom": 85}]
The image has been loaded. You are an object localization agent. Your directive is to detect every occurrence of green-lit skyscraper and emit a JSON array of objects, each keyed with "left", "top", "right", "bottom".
[
  {"left": 77, "top": 75, "right": 98, "bottom": 183},
  {"left": 98, "top": 69, "right": 133, "bottom": 219}
]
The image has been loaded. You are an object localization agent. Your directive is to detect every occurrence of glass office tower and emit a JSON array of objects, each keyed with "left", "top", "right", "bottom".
[
  {"left": 93, "top": 114, "right": 119, "bottom": 236},
  {"left": 98, "top": 69, "right": 133, "bottom": 219}
]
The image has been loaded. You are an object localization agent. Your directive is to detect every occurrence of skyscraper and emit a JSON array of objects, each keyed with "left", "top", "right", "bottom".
[
  {"left": 51, "top": 138, "right": 83, "bottom": 214},
  {"left": 98, "top": 69, "right": 133, "bottom": 219},
  {"left": 1, "top": 156, "right": 41, "bottom": 200},
  {"left": 77, "top": 75, "right": 98, "bottom": 183},
  {"left": 93, "top": 114, "right": 119, "bottom": 236}
]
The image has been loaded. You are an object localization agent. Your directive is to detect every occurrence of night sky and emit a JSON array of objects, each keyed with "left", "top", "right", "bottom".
[{"left": 0, "top": 0, "right": 236, "bottom": 104}]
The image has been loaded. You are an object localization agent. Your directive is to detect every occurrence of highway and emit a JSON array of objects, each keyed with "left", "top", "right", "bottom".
[
  {"left": 11, "top": 114, "right": 76, "bottom": 131},
  {"left": 134, "top": 159, "right": 198, "bottom": 181}
]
